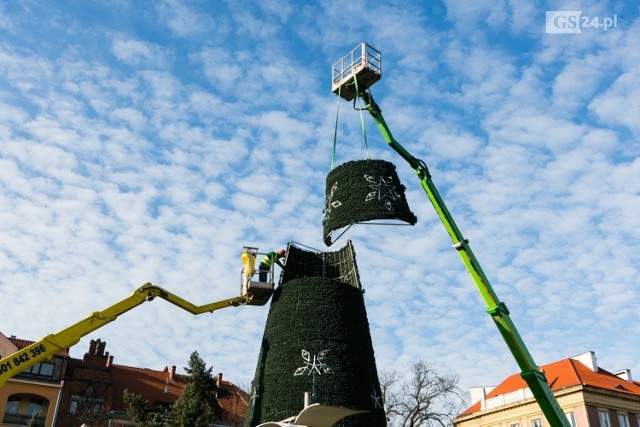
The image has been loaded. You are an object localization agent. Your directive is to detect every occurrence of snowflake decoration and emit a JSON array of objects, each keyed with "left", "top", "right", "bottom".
[
  {"left": 323, "top": 182, "right": 342, "bottom": 220},
  {"left": 364, "top": 174, "right": 402, "bottom": 211},
  {"left": 294, "top": 349, "right": 333, "bottom": 376},
  {"left": 251, "top": 384, "right": 260, "bottom": 403},
  {"left": 371, "top": 387, "right": 382, "bottom": 409}
]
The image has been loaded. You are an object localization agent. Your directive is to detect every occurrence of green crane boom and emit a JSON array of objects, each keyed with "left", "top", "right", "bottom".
[{"left": 359, "top": 91, "right": 570, "bottom": 427}]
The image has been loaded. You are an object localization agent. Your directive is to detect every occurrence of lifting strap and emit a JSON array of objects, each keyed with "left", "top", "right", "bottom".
[
  {"left": 330, "top": 75, "right": 371, "bottom": 171},
  {"left": 352, "top": 74, "right": 370, "bottom": 160},
  {"left": 331, "top": 85, "right": 341, "bottom": 170}
]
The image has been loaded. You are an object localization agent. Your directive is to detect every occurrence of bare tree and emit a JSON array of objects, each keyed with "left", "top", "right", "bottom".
[{"left": 381, "top": 360, "right": 468, "bottom": 427}]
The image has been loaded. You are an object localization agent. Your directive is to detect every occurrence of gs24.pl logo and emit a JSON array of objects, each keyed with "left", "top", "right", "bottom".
[{"left": 546, "top": 11, "right": 619, "bottom": 33}]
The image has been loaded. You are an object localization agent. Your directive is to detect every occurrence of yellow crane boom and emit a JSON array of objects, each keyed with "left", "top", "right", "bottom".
[
  {"left": 0, "top": 283, "right": 248, "bottom": 387},
  {"left": 0, "top": 245, "right": 280, "bottom": 387}
]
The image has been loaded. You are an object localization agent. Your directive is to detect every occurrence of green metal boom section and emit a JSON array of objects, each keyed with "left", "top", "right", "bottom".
[{"left": 359, "top": 92, "right": 570, "bottom": 427}]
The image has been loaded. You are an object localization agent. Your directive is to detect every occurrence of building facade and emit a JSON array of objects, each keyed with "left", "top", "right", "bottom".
[
  {"left": 0, "top": 332, "right": 69, "bottom": 427},
  {"left": 1, "top": 333, "right": 247, "bottom": 426},
  {"left": 454, "top": 351, "right": 640, "bottom": 427}
]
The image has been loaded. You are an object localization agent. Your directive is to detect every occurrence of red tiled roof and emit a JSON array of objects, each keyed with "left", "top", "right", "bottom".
[
  {"left": 108, "top": 364, "right": 248, "bottom": 422},
  {"left": 217, "top": 379, "right": 250, "bottom": 425},
  {"left": 460, "top": 357, "right": 640, "bottom": 416},
  {"left": 110, "top": 364, "right": 189, "bottom": 409},
  {"left": 8, "top": 337, "right": 70, "bottom": 357}
]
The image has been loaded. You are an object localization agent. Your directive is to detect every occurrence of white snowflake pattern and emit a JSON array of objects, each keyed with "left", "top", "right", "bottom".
[
  {"left": 294, "top": 349, "right": 333, "bottom": 376},
  {"left": 371, "top": 387, "right": 382, "bottom": 409},
  {"left": 323, "top": 182, "right": 342, "bottom": 220},
  {"left": 364, "top": 174, "right": 402, "bottom": 211}
]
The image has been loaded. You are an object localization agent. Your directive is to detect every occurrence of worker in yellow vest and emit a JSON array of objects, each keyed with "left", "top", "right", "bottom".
[{"left": 259, "top": 249, "right": 286, "bottom": 282}]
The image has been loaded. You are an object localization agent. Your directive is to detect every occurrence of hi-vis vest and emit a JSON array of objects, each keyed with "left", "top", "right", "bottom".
[{"left": 260, "top": 252, "right": 278, "bottom": 268}]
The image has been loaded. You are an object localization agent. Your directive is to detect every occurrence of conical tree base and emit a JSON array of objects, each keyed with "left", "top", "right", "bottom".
[{"left": 244, "top": 242, "right": 386, "bottom": 427}]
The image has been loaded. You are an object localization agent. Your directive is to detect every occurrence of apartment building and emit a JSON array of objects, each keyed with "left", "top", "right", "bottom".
[
  {"left": 1, "top": 333, "right": 247, "bottom": 426},
  {"left": 0, "top": 332, "right": 69, "bottom": 427},
  {"left": 454, "top": 352, "right": 640, "bottom": 427}
]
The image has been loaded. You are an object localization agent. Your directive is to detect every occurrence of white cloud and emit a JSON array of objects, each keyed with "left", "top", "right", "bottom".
[
  {"left": 255, "top": 0, "right": 295, "bottom": 22},
  {"left": 109, "top": 107, "right": 147, "bottom": 131},
  {"left": 111, "top": 38, "right": 170, "bottom": 68},
  {"left": 589, "top": 70, "right": 640, "bottom": 136},
  {"left": 0, "top": 3, "right": 13, "bottom": 31},
  {"left": 156, "top": 0, "right": 218, "bottom": 38},
  {"left": 551, "top": 54, "right": 614, "bottom": 116},
  {"left": 194, "top": 47, "right": 244, "bottom": 89},
  {"left": 443, "top": 0, "right": 509, "bottom": 31},
  {"left": 0, "top": 46, "right": 54, "bottom": 93}
]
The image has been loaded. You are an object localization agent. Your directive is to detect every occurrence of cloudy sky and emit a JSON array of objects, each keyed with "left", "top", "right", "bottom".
[{"left": 1, "top": 0, "right": 639, "bottom": 400}]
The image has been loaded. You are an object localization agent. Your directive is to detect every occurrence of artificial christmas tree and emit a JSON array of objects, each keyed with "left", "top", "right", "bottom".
[{"left": 244, "top": 241, "right": 386, "bottom": 427}]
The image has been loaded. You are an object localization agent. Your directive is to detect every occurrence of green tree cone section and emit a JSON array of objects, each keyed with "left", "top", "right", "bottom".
[
  {"left": 323, "top": 159, "right": 417, "bottom": 246},
  {"left": 245, "top": 277, "right": 386, "bottom": 427}
]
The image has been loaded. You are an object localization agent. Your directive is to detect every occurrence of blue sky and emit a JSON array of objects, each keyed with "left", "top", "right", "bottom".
[{"left": 1, "top": 0, "right": 639, "bottom": 398}]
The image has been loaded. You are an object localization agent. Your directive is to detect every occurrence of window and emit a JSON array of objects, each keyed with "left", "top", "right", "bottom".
[
  {"left": 26, "top": 362, "right": 55, "bottom": 377},
  {"left": 28, "top": 398, "right": 43, "bottom": 416},
  {"left": 92, "top": 402, "right": 103, "bottom": 416},
  {"left": 69, "top": 395, "right": 104, "bottom": 416},
  {"left": 69, "top": 399, "right": 78, "bottom": 414},
  {"left": 598, "top": 410, "right": 610, "bottom": 427},
  {"left": 5, "top": 396, "right": 20, "bottom": 414},
  {"left": 510, "top": 423, "right": 520, "bottom": 427},
  {"left": 619, "top": 413, "right": 630, "bottom": 427},
  {"left": 531, "top": 418, "right": 542, "bottom": 427},
  {"left": 565, "top": 411, "right": 576, "bottom": 427}
]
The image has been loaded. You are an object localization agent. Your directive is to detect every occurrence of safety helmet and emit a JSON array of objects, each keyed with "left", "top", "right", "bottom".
[{"left": 278, "top": 249, "right": 286, "bottom": 256}]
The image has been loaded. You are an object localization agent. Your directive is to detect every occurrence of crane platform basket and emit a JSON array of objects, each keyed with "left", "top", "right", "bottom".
[{"left": 332, "top": 42, "right": 381, "bottom": 101}]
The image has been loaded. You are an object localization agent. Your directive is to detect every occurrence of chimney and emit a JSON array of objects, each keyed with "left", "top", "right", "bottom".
[
  {"left": 469, "top": 386, "right": 496, "bottom": 410},
  {"left": 217, "top": 372, "right": 223, "bottom": 387},
  {"left": 97, "top": 340, "right": 106, "bottom": 356},
  {"left": 170, "top": 365, "right": 176, "bottom": 382},
  {"left": 571, "top": 351, "right": 598, "bottom": 372},
  {"left": 614, "top": 369, "right": 633, "bottom": 382},
  {"left": 106, "top": 355, "right": 114, "bottom": 368},
  {"left": 88, "top": 339, "right": 97, "bottom": 355}
]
